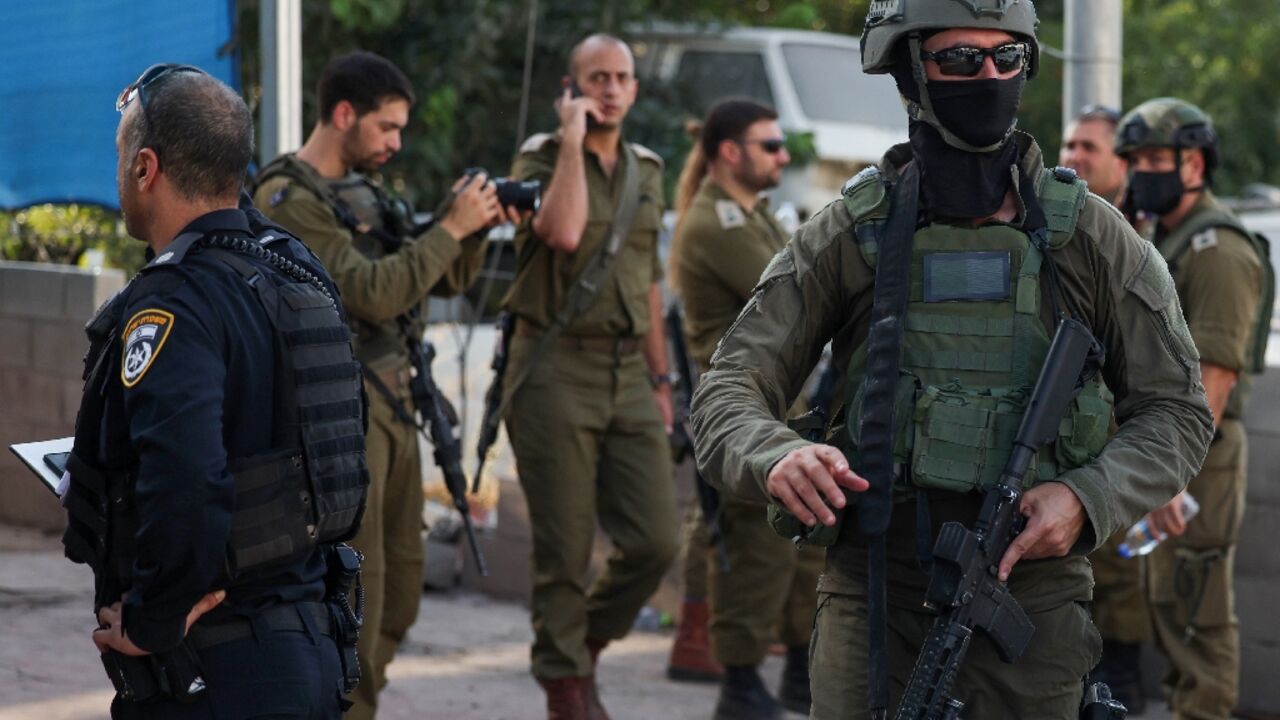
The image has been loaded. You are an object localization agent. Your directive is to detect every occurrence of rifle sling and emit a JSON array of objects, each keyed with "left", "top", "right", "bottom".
[
  {"left": 360, "top": 362, "right": 422, "bottom": 430},
  {"left": 488, "top": 146, "right": 644, "bottom": 424},
  {"left": 854, "top": 161, "right": 920, "bottom": 718}
]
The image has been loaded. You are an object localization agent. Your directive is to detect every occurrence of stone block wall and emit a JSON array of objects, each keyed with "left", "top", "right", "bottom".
[{"left": 0, "top": 261, "right": 125, "bottom": 530}]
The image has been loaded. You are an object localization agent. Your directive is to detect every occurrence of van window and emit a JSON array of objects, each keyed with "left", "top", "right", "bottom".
[
  {"left": 781, "top": 43, "right": 902, "bottom": 128},
  {"left": 674, "top": 50, "right": 774, "bottom": 110}
]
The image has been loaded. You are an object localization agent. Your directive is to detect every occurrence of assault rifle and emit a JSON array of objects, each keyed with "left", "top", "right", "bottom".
[
  {"left": 378, "top": 318, "right": 488, "bottom": 577},
  {"left": 893, "top": 317, "right": 1110, "bottom": 720},
  {"left": 665, "top": 304, "right": 730, "bottom": 571},
  {"left": 473, "top": 312, "right": 515, "bottom": 493}
]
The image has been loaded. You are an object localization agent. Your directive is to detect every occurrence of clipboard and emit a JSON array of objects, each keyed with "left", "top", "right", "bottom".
[{"left": 9, "top": 437, "right": 74, "bottom": 498}]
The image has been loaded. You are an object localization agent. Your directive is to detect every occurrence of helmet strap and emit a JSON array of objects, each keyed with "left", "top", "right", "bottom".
[{"left": 903, "top": 34, "right": 1015, "bottom": 154}]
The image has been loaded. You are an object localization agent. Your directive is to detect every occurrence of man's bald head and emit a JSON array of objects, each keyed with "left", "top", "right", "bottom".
[{"left": 568, "top": 33, "right": 632, "bottom": 79}]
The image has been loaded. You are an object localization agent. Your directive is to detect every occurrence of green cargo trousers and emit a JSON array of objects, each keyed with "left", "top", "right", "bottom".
[
  {"left": 1148, "top": 418, "right": 1247, "bottom": 720},
  {"left": 505, "top": 337, "right": 680, "bottom": 679},
  {"left": 1089, "top": 528, "right": 1152, "bottom": 643},
  {"left": 345, "top": 384, "right": 425, "bottom": 720},
  {"left": 680, "top": 504, "right": 711, "bottom": 600},
  {"left": 808, "top": 590, "right": 1101, "bottom": 719},
  {"left": 710, "top": 496, "right": 825, "bottom": 665}
]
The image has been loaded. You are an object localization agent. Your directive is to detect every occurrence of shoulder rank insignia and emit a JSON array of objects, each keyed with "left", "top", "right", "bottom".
[
  {"left": 121, "top": 309, "right": 175, "bottom": 387},
  {"left": 715, "top": 199, "right": 746, "bottom": 229},
  {"left": 1191, "top": 229, "right": 1219, "bottom": 252},
  {"left": 270, "top": 186, "right": 290, "bottom": 207}
]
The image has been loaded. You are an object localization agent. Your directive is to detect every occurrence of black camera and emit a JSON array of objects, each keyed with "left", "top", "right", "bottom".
[{"left": 466, "top": 168, "right": 541, "bottom": 214}]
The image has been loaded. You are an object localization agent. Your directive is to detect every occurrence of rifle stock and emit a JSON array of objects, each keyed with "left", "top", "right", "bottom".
[{"left": 894, "top": 318, "right": 1100, "bottom": 720}]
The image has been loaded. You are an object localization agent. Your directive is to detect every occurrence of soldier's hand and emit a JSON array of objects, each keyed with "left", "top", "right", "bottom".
[
  {"left": 997, "top": 482, "right": 1086, "bottom": 581},
  {"left": 555, "top": 86, "right": 603, "bottom": 142},
  {"left": 1146, "top": 491, "right": 1190, "bottom": 539},
  {"left": 92, "top": 590, "right": 226, "bottom": 657},
  {"left": 440, "top": 172, "right": 503, "bottom": 240},
  {"left": 767, "top": 445, "right": 868, "bottom": 527}
]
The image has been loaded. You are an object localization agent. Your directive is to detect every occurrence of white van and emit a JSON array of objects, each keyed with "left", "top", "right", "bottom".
[{"left": 631, "top": 25, "right": 908, "bottom": 217}]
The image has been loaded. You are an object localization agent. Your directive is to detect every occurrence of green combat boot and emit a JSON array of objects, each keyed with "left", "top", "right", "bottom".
[
  {"left": 713, "top": 665, "right": 783, "bottom": 720},
  {"left": 778, "top": 645, "right": 811, "bottom": 715}
]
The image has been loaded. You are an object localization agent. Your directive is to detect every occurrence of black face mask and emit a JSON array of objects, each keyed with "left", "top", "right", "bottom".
[
  {"left": 910, "top": 121, "right": 1020, "bottom": 220},
  {"left": 1127, "top": 170, "right": 1186, "bottom": 216},
  {"left": 927, "top": 73, "right": 1026, "bottom": 148}
]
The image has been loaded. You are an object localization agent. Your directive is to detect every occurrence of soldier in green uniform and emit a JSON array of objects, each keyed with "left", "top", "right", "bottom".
[
  {"left": 668, "top": 98, "right": 824, "bottom": 720},
  {"left": 252, "top": 51, "right": 515, "bottom": 720},
  {"left": 1116, "top": 98, "right": 1271, "bottom": 720},
  {"left": 691, "top": 3, "right": 1215, "bottom": 719},
  {"left": 502, "top": 33, "right": 679, "bottom": 719}
]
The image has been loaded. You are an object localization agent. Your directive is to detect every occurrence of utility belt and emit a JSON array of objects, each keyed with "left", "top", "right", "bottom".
[
  {"left": 515, "top": 319, "right": 642, "bottom": 355},
  {"left": 102, "top": 602, "right": 331, "bottom": 704},
  {"left": 104, "top": 545, "right": 364, "bottom": 705}
]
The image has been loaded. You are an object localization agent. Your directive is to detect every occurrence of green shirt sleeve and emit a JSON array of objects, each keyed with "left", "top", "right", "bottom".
[
  {"left": 690, "top": 202, "right": 869, "bottom": 502},
  {"left": 1176, "top": 227, "right": 1264, "bottom": 372},
  {"left": 1053, "top": 197, "right": 1215, "bottom": 552},
  {"left": 254, "top": 180, "right": 465, "bottom": 323}
]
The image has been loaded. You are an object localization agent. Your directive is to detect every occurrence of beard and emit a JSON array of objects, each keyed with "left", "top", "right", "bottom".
[
  {"left": 733, "top": 157, "right": 781, "bottom": 194},
  {"left": 341, "top": 129, "right": 387, "bottom": 174}
]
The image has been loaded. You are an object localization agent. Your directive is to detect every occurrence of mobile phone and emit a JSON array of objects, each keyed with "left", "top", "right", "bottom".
[{"left": 567, "top": 80, "right": 600, "bottom": 130}]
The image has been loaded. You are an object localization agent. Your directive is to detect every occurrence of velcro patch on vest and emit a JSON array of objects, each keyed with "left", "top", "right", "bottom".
[
  {"left": 922, "top": 252, "right": 1011, "bottom": 303},
  {"left": 121, "top": 309, "right": 175, "bottom": 387}
]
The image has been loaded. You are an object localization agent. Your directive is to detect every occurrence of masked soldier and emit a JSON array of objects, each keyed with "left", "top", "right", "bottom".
[
  {"left": 253, "top": 51, "right": 513, "bottom": 719},
  {"left": 64, "top": 65, "right": 366, "bottom": 719},
  {"left": 691, "top": 2, "right": 1214, "bottom": 718},
  {"left": 1116, "top": 97, "right": 1272, "bottom": 720}
]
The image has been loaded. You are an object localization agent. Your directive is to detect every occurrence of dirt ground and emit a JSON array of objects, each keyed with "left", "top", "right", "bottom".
[
  {"left": 0, "top": 524, "right": 797, "bottom": 720},
  {"left": 0, "top": 524, "right": 1180, "bottom": 720}
]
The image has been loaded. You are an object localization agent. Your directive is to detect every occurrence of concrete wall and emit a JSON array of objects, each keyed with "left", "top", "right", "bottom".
[{"left": 0, "top": 260, "right": 125, "bottom": 531}]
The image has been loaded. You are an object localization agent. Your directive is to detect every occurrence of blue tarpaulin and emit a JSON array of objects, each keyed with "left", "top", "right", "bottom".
[{"left": 0, "top": 1, "right": 237, "bottom": 210}]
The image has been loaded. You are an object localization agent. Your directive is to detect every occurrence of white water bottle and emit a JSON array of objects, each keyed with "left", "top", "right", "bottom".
[{"left": 1117, "top": 493, "right": 1199, "bottom": 559}]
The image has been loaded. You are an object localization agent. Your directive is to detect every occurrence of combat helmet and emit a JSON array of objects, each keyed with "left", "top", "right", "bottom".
[
  {"left": 862, "top": 0, "right": 1041, "bottom": 77},
  {"left": 1115, "top": 97, "right": 1218, "bottom": 174},
  {"left": 861, "top": 0, "right": 1041, "bottom": 152}
]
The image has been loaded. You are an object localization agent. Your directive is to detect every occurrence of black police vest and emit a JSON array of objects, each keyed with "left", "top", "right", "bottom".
[{"left": 61, "top": 224, "right": 368, "bottom": 604}]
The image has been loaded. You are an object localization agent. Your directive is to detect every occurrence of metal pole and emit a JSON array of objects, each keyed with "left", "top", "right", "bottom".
[
  {"left": 1062, "top": 0, "right": 1123, "bottom": 129},
  {"left": 259, "top": 0, "right": 303, "bottom": 163},
  {"left": 514, "top": 0, "right": 540, "bottom": 154}
]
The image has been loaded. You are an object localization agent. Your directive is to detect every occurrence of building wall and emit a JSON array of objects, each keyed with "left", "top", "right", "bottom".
[{"left": 0, "top": 260, "right": 124, "bottom": 531}]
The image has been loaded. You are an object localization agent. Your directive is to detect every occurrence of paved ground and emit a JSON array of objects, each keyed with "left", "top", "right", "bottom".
[{"left": 0, "top": 524, "right": 1180, "bottom": 720}]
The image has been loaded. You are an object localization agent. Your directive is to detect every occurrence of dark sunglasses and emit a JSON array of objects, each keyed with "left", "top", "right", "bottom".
[
  {"left": 116, "top": 64, "right": 206, "bottom": 121},
  {"left": 737, "top": 137, "right": 787, "bottom": 154},
  {"left": 920, "top": 42, "right": 1029, "bottom": 77}
]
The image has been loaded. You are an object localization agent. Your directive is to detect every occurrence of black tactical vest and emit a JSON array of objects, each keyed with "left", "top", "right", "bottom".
[{"left": 62, "top": 222, "right": 368, "bottom": 605}]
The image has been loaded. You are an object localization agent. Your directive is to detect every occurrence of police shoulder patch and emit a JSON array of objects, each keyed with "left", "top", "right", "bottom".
[
  {"left": 715, "top": 199, "right": 746, "bottom": 229},
  {"left": 121, "top": 309, "right": 175, "bottom": 388}
]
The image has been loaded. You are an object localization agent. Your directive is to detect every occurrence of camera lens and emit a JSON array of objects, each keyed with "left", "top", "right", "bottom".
[{"left": 494, "top": 179, "right": 541, "bottom": 214}]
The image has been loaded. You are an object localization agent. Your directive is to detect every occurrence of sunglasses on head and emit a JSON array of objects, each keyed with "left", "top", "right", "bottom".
[
  {"left": 737, "top": 137, "right": 787, "bottom": 154},
  {"left": 920, "top": 42, "right": 1029, "bottom": 78},
  {"left": 116, "top": 63, "right": 206, "bottom": 120}
]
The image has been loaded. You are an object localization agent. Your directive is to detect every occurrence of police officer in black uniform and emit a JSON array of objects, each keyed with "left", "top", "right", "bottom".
[{"left": 61, "top": 65, "right": 368, "bottom": 719}]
